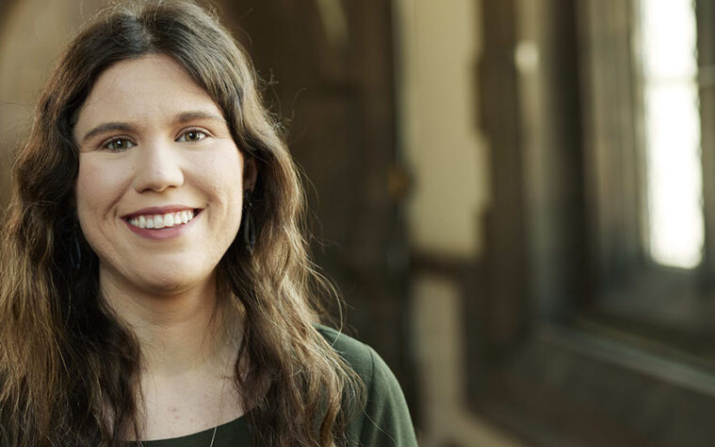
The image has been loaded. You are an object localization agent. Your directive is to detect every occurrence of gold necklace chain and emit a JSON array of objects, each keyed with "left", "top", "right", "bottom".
[{"left": 138, "top": 426, "right": 218, "bottom": 447}]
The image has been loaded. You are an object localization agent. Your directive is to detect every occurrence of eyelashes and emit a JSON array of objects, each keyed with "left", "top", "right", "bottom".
[
  {"left": 103, "top": 137, "right": 135, "bottom": 152},
  {"left": 176, "top": 129, "right": 208, "bottom": 142},
  {"left": 99, "top": 129, "right": 210, "bottom": 152}
]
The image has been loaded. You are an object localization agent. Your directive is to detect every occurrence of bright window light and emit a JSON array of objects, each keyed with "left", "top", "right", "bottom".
[{"left": 640, "top": 0, "right": 703, "bottom": 269}]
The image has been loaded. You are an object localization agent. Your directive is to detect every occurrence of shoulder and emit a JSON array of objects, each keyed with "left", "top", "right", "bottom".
[
  {"left": 315, "top": 325, "right": 401, "bottom": 393},
  {"left": 315, "top": 325, "right": 419, "bottom": 447},
  {"left": 315, "top": 325, "right": 374, "bottom": 377}
]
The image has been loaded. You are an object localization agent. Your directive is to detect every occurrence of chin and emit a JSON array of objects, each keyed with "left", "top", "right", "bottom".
[
  {"left": 108, "top": 260, "right": 216, "bottom": 297},
  {"left": 97, "top": 253, "right": 221, "bottom": 297},
  {"left": 144, "top": 268, "right": 216, "bottom": 295}
]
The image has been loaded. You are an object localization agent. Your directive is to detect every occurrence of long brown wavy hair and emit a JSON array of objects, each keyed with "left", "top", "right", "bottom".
[{"left": 0, "top": 1, "right": 362, "bottom": 446}]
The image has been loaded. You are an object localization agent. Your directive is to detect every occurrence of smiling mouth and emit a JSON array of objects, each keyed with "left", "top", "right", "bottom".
[{"left": 126, "top": 209, "right": 200, "bottom": 229}]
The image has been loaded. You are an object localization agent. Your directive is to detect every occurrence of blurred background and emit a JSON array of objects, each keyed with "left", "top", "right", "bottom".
[{"left": 3, "top": 0, "right": 715, "bottom": 446}]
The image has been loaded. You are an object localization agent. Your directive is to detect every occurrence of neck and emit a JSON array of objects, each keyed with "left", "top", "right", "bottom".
[{"left": 99, "top": 268, "right": 241, "bottom": 376}]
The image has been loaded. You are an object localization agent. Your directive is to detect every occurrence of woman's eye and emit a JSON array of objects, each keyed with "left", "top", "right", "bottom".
[
  {"left": 103, "top": 138, "right": 135, "bottom": 151},
  {"left": 177, "top": 130, "right": 207, "bottom": 142}
]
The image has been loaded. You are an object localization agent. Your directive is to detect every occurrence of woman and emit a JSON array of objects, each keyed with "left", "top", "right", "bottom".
[{"left": 0, "top": 1, "right": 417, "bottom": 446}]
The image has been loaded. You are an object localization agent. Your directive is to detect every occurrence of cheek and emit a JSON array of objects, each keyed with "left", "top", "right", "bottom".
[
  {"left": 75, "top": 156, "right": 128, "bottom": 222},
  {"left": 196, "top": 146, "right": 244, "bottom": 201}
]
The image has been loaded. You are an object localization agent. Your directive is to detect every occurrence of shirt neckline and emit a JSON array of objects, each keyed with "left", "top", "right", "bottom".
[{"left": 134, "top": 413, "right": 248, "bottom": 446}]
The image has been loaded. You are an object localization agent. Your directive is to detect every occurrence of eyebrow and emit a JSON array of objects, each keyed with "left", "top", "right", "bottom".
[
  {"left": 80, "top": 122, "right": 136, "bottom": 145},
  {"left": 173, "top": 111, "right": 227, "bottom": 125},
  {"left": 79, "top": 110, "right": 228, "bottom": 144}
]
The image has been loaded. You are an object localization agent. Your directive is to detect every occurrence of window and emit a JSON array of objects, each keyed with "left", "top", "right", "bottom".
[
  {"left": 581, "top": 0, "right": 715, "bottom": 349},
  {"left": 472, "top": 0, "right": 715, "bottom": 445}
]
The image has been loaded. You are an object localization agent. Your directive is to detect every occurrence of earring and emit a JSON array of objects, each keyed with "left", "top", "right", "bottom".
[
  {"left": 69, "top": 226, "right": 82, "bottom": 271},
  {"left": 241, "top": 190, "right": 256, "bottom": 255}
]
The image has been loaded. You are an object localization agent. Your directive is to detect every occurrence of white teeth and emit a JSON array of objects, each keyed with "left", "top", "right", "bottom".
[{"left": 128, "top": 210, "right": 196, "bottom": 229}]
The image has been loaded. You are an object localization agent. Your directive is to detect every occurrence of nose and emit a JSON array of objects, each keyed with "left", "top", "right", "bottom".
[{"left": 132, "top": 138, "right": 184, "bottom": 193}]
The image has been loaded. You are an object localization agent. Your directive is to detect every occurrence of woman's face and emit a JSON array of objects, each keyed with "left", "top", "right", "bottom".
[{"left": 73, "top": 55, "right": 253, "bottom": 296}]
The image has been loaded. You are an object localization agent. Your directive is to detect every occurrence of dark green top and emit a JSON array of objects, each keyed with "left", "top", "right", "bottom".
[{"left": 139, "top": 326, "right": 418, "bottom": 447}]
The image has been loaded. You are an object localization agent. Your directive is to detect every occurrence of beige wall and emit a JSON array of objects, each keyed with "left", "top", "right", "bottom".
[
  {"left": 395, "top": 0, "right": 525, "bottom": 446},
  {"left": 396, "top": 0, "right": 490, "bottom": 259}
]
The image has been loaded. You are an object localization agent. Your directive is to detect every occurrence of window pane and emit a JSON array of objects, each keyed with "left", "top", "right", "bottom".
[
  {"left": 639, "top": 0, "right": 703, "bottom": 269},
  {"left": 640, "top": 0, "right": 697, "bottom": 79}
]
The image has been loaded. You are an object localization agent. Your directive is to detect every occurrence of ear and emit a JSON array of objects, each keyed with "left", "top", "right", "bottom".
[{"left": 243, "top": 155, "right": 258, "bottom": 192}]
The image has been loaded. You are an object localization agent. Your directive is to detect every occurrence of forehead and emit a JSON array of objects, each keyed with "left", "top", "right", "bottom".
[{"left": 74, "top": 55, "right": 222, "bottom": 135}]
